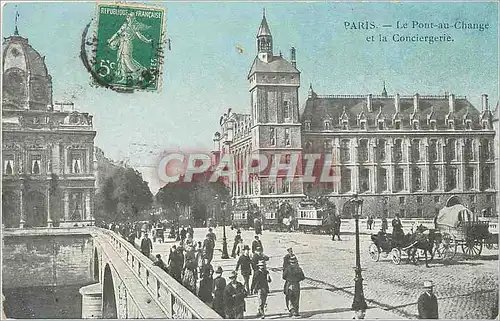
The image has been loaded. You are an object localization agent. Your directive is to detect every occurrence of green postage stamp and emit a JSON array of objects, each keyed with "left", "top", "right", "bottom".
[{"left": 94, "top": 3, "right": 166, "bottom": 91}]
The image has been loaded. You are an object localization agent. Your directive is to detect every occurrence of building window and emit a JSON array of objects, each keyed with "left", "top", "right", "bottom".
[
  {"left": 446, "top": 166, "right": 457, "bottom": 191},
  {"left": 411, "top": 139, "right": 420, "bottom": 162},
  {"left": 378, "top": 168, "right": 387, "bottom": 191},
  {"left": 465, "top": 120, "right": 472, "bottom": 130},
  {"left": 430, "top": 120, "right": 437, "bottom": 130},
  {"left": 399, "top": 196, "right": 405, "bottom": 205},
  {"left": 417, "top": 196, "right": 423, "bottom": 204},
  {"left": 480, "top": 139, "right": 492, "bottom": 160},
  {"left": 324, "top": 140, "right": 332, "bottom": 152},
  {"left": 340, "top": 139, "right": 350, "bottom": 163},
  {"left": 412, "top": 167, "right": 422, "bottom": 190},
  {"left": 481, "top": 165, "right": 492, "bottom": 190},
  {"left": 412, "top": 120, "right": 419, "bottom": 130},
  {"left": 70, "top": 151, "right": 85, "bottom": 174},
  {"left": 360, "top": 120, "right": 366, "bottom": 130},
  {"left": 324, "top": 120, "right": 331, "bottom": 130},
  {"left": 446, "top": 138, "right": 457, "bottom": 161},
  {"left": 465, "top": 167, "right": 476, "bottom": 190},
  {"left": 281, "top": 179, "right": 290, "bottom": 193},
  {"left": 359, "top": 167, "right": 369, "bottom": 193},
  {"left": 284, "top": 128, "right": 291, "bottom": 146},
  {"left": 464, "top": 139, "right": 474, "bottom": 161},
  {"left": 393, "top": 139, "right": 402, "bottom": 162},
  {"left": 434, "top": 196, "right": 440, "bottom": 203},
  {"left": 448, "top": 119, "right": 455, "bottom": 129},
  {"left": 341, "top": 167, "right": 351, "bottom": 194},
  {"left": 4, "top": 159, "right": 13, "bottom": 175},
  {"left": 358, "top": 139, "right": 368, "bottom": 162},
  {"left": 395, "top": 168, "right": 404, "bottom": 191},
  {"left": 429, "top": 139, "right": 438, "bottom": 162},
  {"left": 270, "top": 127, "right": 275, "bottom": 145},
  {"left": 394, "top": 120, "right": 401, "bottom": 130},
  {"left": 268, "top": 181, "right": 276, "bottom": 194},
  {"left": 400, "top": 209, "right": 406, "bottom": 218},
  {"left": 378, "top": 120, "right": 384, "bottom": 130},
  {"left": 486, "top": 194, "right": 493, "bottom": 203},
  {"left": 304, "top": 121, "right": 311, "bottom": 131},
  {"left": 31, "top": 156, "right": 42, "bottom": 175},
  {"left": 429, "top": 166, "right": 439, "bottom": 191},
  {"left": 469, "top": 195, "right": 476, "bottom": 204},
  {"left": 283, "top": 101, "right": 290, "bottom": 119},
  {"left": 377, "top": 139, "right": 386, "bottom": 162},
  {"left": 482, "top": 120, "right": 490, "bottom": 130},
  {"left": 417, "top": 209, "right": 423, "bottom": 217},
  {"left": 70, "top": 192, "right": 83, "bottom": 220},
  {"left": 284, "top": 154, "right": 291, "bottom": 164},
  {"left": 341, "top": 121, "right": 348, "bottom": 130}
]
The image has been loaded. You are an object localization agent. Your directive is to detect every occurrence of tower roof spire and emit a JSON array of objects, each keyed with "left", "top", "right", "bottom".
[
  {"left": 382, "top": 80, "right": 388, "bottom": 97},
  {"left": 14, "top": 7, "right": 20, "bottom": 35},
  {"left": 257, "top": 8, "right": 271, "bottom": 37}
]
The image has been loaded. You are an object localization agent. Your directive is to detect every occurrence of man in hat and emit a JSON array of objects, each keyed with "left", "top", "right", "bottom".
[
  {"left": 203, "top": 232, "right": 215, "bottom": 264},
  {"left": 236, "top": 245, "right": 252, "bottom": 294},
  {"left": 231, "top": 229, "right": 243, "bottom": 258},
  {"left": 208, "top": 227, "right": 217, "bottom": 243},
  {"left": 212, "top": 266, "right": 226, "bottom": 317},
  {"left": 252, "top": 235, "right": 263, "bottom": 254},
  {"left": 417, "top": 281, "right": 439, "bottom": 319},
  {"left": 283, "top": 255, "right": 305, "bottom": 317},
  {"left": 282, "top": 247, "right": 296, "bottom": 271},
  {"left": 153, "top": 254, "right": 168, "bottom": 273},
  {"left": 140, "top": 233, "right": 153, "bottom": 258},
  {"left": 251, "top": 261, "right": 272, "bottom": 318},
  {"left": 252, "top": 247, "right": 269, "bottom": 271},
  {"left": 332, "top": 215, "right": 342, "bottom": 241},
  {"left": 223, "top": 271, "right": 247, "bottom": 319},
  {"left": 168, "top": 245, "right": 184, "bottom": 283}
]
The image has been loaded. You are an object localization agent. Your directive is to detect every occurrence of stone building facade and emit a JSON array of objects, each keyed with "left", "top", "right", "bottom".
[
  {"left": 214, "top": 13, "right": 497, "bottom": 219},
  {"left": 2, "top": 31, "right": 97, "bottom": 228}
]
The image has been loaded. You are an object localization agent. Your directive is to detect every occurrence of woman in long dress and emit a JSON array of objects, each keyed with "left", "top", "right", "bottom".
[
  {"left": 107, "top": 13, "right": 152, "bottom": 83},
  {"left": 182, "top": 245, "right": 198, "bottom": 294}
]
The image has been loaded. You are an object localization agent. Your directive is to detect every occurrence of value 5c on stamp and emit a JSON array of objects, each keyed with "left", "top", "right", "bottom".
[{"left": 94, "top": 3, "right": 166, "bottom": 92}]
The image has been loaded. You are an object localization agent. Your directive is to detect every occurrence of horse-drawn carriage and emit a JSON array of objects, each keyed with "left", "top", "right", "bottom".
[
  {"left": 369, "top": 230, "right": 430, "bottom": 265},
  {"left": 434, "top": 197, "right": 490, "bottom": 259}
]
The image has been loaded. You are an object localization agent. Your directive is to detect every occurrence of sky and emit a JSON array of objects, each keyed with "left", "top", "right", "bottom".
[{"left": 2, "top": 1, "right": 499, "bottom": 194}]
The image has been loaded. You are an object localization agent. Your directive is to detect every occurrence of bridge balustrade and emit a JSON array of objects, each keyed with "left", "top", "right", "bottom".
[{"left": 97, "top": 228, "right": 221, "bottom": 319}]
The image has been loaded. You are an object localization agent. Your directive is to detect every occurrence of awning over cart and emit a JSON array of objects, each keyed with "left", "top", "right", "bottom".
[{"left": 436, "top": 204, "right": 474, "bottom": 228}]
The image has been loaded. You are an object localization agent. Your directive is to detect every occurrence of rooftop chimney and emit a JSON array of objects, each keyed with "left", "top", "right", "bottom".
[
  {"left": 367, "top": 94, "right": 373, "bottom": 112},
  {"left": 290, "top": 47, "right": 296, "bottom": 67},
  {"left": 413, "top": 93, "right": 419, "bottom": 113},
  {"left": 394, "top": 93, "right": 400, "bottom": 113},
  {"left": 448, "top": 93, "right": 455, "bottom": 114},
  {"left": 481, "top": 94, "right": 489, "bottom": 111}
]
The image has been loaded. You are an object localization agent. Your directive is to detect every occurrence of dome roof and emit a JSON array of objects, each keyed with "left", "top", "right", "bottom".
[{"left": 2, "top": 35, "right": 49, "bottom": 77}]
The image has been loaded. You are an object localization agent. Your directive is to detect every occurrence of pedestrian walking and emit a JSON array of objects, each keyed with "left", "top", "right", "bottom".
[
  {"left": 182, "top": 245, "right": 198, "bottom": 295},
  {"left": 231, "top": 229, "right": 243, "bottom": 258},
  {"left": 251, "top": 261, "right": 272, "bottom": 318},
  {"left": 180, "top": 227, "right": 187, "bottom": 242},
  {"left": 208, "top": 227, "right": 217, "bottom": 243},
  {"left": 252, "top": 235, "right": 263, "bottom": 254},
  {"left": 140, "top": 233, "right": 153, "bottom": 258},
  {"left": 198, "top": 258, "right": 214, "bottom": 304},
  {"left": 236, "top": 245, "right": 252, "bottom": 294},
  {"left": 381, "top": 217, "right": 388, "bottom": 232},
  {"left": 332, "top": 215, "right": 342, "bottom": 241},
  {"left": 251, "top": 247, "right": 269, "bottom": 271},
  {"left": 283, "top": 256, "right": 305, "bottom": 317},
  {"left": 417, "top": 281, "right": 439, "bottom": 319},
  {"left": 212, "top": 266, "right": 226, "bottom": 317},
  {"left": 203, "top": 233, "right": 215, "bottom": 264},
  {"left": 223, "top": 271, "right": 247, "bottom": 319},
  {"left": 168, "top": 245, "right": 184, "bottom": 284},
  {"left": 153, "top": 254, "right": 168, "bottom": 273},
  {"left": 127, "top": 229, "right": 136, "bottom": 245},
  {"left": 187, "top": 225, "right": 194, "bottom": 239}
]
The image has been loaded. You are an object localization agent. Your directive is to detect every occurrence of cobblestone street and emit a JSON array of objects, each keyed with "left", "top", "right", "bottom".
[{"left": 151, "top": 227, "right": 498, "bottom": 319}]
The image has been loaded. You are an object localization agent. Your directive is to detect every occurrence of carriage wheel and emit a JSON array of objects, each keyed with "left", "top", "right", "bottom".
[
  {"left": 391, "top": 248, "right": 402, "bottom": 265},
  {"left": 437, "top": 232, "right": 457, "bottom": 260},
  {"left": 461, "top": 239, "right": 483, "bottom": 257},
  {"left": 369, "top": 243, "right": 380, "bottom": 262}
]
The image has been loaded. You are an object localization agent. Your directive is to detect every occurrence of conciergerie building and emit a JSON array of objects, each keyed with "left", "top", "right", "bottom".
[
  {"left": 2, "top": 27, "right": 97, "bottom": 228},
  {"left": 213, "top": 13, "right": 497, "bottom": 220}
]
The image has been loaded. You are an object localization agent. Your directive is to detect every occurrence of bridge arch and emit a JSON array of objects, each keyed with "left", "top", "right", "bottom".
[{"left": 102, "top": 264, "right": 117, "bottom": 319}]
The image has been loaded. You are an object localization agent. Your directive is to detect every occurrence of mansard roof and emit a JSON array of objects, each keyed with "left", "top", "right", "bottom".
[
  {"left": 248, "top": 56, "right": 299, "bottom": 78},
  {"left": 301, "top": 94, "right": 482, "bottom": 131}
]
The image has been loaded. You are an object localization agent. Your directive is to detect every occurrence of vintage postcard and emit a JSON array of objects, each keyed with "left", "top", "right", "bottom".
[{"left": 1, "top": 1, "right": 498, "bottom": 320}]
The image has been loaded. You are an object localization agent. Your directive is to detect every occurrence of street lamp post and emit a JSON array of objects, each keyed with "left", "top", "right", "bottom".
[
  {"left": 350, "top": 194, "right": 367, "bottom": 318},
  {"left": 175, "top": 202, "right": 181, "bottom": 241},
  {"left": 220, "top": 200, "right": 230, "bottom": 259}
]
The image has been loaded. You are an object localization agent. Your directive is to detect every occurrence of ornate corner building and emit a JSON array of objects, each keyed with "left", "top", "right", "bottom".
[
  {"left": 213, "top": 13, "right": 498, "bottom": 219},
  {"left": 2, "top": 30, "right": 97, "bottom": 228}
]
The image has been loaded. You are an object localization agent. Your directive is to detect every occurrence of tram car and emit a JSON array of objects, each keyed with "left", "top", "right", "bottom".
[{"left": 296, "top": 200, "right": 333, "bottom": 234}]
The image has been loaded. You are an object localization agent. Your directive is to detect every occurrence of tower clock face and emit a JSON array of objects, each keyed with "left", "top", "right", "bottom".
[{"left": 3, "top": 69, "right": 26, "bottom": 97}]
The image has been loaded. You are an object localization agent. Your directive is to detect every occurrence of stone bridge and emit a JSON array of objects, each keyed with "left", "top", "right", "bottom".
[{"left": 3, "top": 227, "right": 220, "bottom": 319}]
